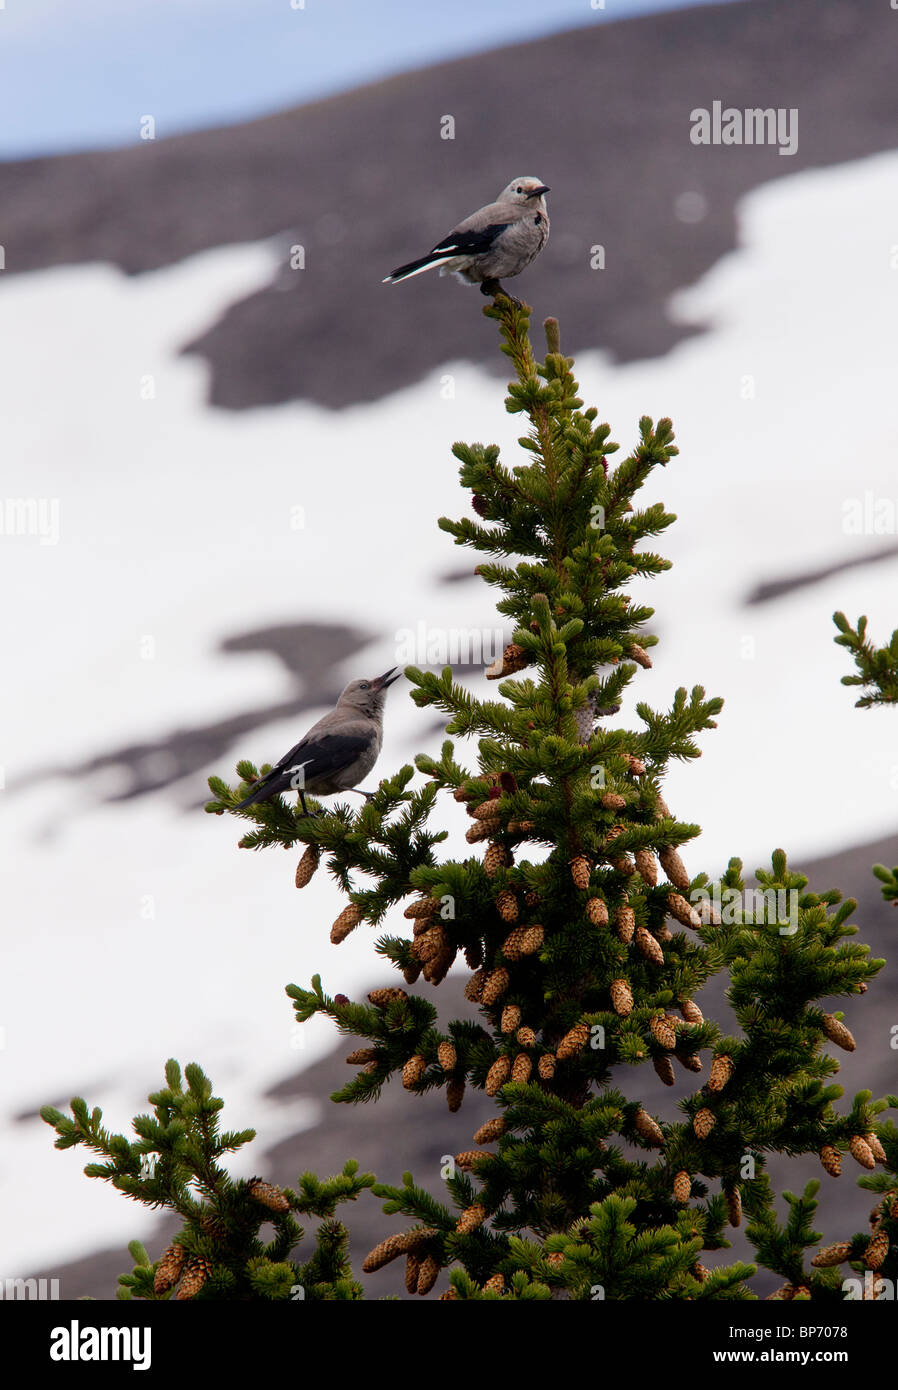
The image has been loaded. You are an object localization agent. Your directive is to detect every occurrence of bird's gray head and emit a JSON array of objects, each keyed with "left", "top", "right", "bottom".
[
  {"left": 336, "top": 668, "right": 401, "bottom": 719},
  {"left": 498, "top": 177, "right": 550, "bottom": 206}
]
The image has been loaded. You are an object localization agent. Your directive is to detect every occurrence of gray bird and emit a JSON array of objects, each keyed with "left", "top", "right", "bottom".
[
  {"left": 235, "top": 668, "right": 400, "bottom": 817},
  {"left": 383, "top": 176, "right": 550, "bottom": 302}
]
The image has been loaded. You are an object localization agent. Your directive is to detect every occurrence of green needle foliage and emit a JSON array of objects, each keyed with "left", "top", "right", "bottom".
[
  {"left": 833, "top": 610, "right": 898, "bottom": 708},
  {"left": 41, "top": 1060, "right": 374, "bottom": 1300}
]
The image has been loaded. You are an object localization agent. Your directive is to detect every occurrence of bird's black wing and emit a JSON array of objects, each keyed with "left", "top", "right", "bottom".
[
  {"left": 235, "top": 732, "right": 371, "bottom": 809},
  {"left": 430, "top": 221, "right": 511, "bottom": 257}
]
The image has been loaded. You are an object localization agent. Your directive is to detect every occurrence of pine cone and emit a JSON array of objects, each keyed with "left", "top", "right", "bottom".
[
  {"left": 867, "top": 1132, "right": 887, "bottom": 1163},
  {"left": 636, "top": 926, "right": 664, "bottom": 964},
  {"left": 247, "top": 1178, "right": 290, "bottom": 1213},
  {"left": 404, "top": 896, "right": 440, "bottom": 920},
  {"left": 812, "top": 1241, "right": 853, "bottom": 1268},
  {"left": 502, "top": 923, "right": 544, "bottom": 959},
  {"left": 464, "top": 969, "right": 486, "bottom": 1002},
  {"left": 659, "top": 846, "right": 690, "bottom": 890},
  {"left": 485, "top": 1055, "right": 511, "bottom": 1096},
  {"left": 175, "top": 1256, "right": 212, "bottom": 1301},
  {"left": 674, "top": 1050, "right": 703, "bottom": 1073},
  {"left": 501, "top": 1004, "right": 521, "bottom": 1034},
  {"left": 402, "top": 1054, "right": 427, "bottom": 1090},
  {"left": 473, "top": 799, "right": 502, "bottom": 823},
  {"left": 484, "top": 843, "right": 511, "bottom": 877},
  {"left": 538, "top": 1054, "right": 556, "bottom": 1079},
  {"left": 331, "top": 902, "right": 364, "bottom": 944},
  {"left": 629, "top": 644, "right": 653, "bottom": 669},
  {"left": 692, "top": 1263, "right": 709, "bottom": 1283},
  {"left": 693, "top": 1107, "right": 715, "bottom": 1139},
  {"left": 474, "top": 1117, "right": 506, "bottom": 1145},
  {"left": 850, "top": 1134, "right": 876, "bottom": 1170},
  {"left": 424, "top": 945, "right": 456, "bottom": 987},
  {"left": 726, "top": 1186, "right": 742, "bottom": 1228},
  {"left": 586, "top": 896, "right": 609, "bottom": 926},
  {"left": 696, "top": 898, "right": 721, "bottom": 925},
  {"left": 673, "top": 1170, "right": 691, "bottom": 1204},
  {"left": 634, "top": 1108, "right": 664, "bottom": 1147},
  {"left": 438, "top": 1041, "right": 457, "bottom": 1072},
  {"left": 680, "top": 999, "right": 703, "bottom": 1024},
  {"left": 615, "top": 905, "right": 635, "bottom": 944},
  {"left": 516, "top": 1026, "right": 537, "bottom": 1047},
  {"left": 820, "top": 1145, "right": 842, "bottom": 1177},
  {"left": 446, "top": 1077, "right": 465, "bottom": 1113},
  {"left": 610, "top": 979, "right": 633, "bottom": 1016},
  {"left": 653, "top": 1055, "right": 676, "bottom": 1086},
  {"left": 496, "top": 889, "right": 518, "bottom": 923},
  {"left": 866, "top": 1232, "right": 889, "bottom": 1270},
  {"left": 454, "top": 1151, "right": 481, "bottom": 1172},
  {"left": 457, "top": 1205, "right": 486, "bottom": 1235},
  {"left": 294, "top": 844, "right": 320, "bottom": 888},
  {"left": 413, "top": 924, "right": 447, "bottom": 961},
  {"left": 485, "top": 642, "right": 530, "bottom": 679},
  {"left": 466, "top": 819, "right": 495, "bottom": 844},
  {"left": 416, "top": 1254, "right": 440, "bottom": 1295},
  {"left": 483, "top": 1273, "right": 505, "bottom": 1293},
  {"left": 511, "top": 1052, "right": 532, "bottom": 1083},
  {"left": 634, "top": 849, "right": 658, "bottom": 886},
  {"left": 622, "top": 753, "right": 647, "bottom": 776},
  {"left": 481, "top": 967, "right": 510, "bottom": 1005},
  {"left": 709, "top": 1054, "right": 733, "bottom": 1092},
  {"left": 368, "top": 987, "right": 407, "bottom": 1006},
  {"left": 570, "top": 855, "right": 591, "bottom": 890},
  {"left": 153, "top": 1243, "right": 187, "bottom": 1295},
  {"left": 557, "top": 1022, "right": 590, "bottom": 1059},
  {"left": 403, "top": 960, "right": 423, "bottom": 985},
  {"left": 464, "top": 942, "right": 483, "bottom": 970},
  {"left": 650, "top": 1014, "right": 677, "bottom": 1050},
  {"left": 507, "top": 819, "right": 536, "bottom": 836},
  {"left": 766, "top": 1285, "right": 795, "bottom": 1301},
  {"left": 405, "top": 1254, "right": 421, "bottom": 1294},
  {"left": 667, "top": 892, "right": 702, "bottom": 929},
  {"left": 601, "top": 792, "right": 627, "bottom": 810},
  {"left": 822, "top": 1014, "right": 856, "bottom": 1052}
]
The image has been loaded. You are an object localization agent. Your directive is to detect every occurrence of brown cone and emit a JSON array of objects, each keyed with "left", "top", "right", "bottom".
[
  {"left": 457, "top": 1204, "right": 486, "bottom": 1234},
  {"left": 650, "top": 1014, "right": 677, "bottom": 1050},
  {"left": 481, "top": 967, "right": 510, "bottom": 1005},
  {"left": 485, "top": 1055, "right": 511, "bottom": 1096},
  {"left": 502, "top": 924, "right": 544, "bottom": 959},
  {"left": 153, "top": 1243, "right": 187, "bottom": 1296},
  {"left": 659, "top": 846, "right": 690, "bottom": 890},
  {"left": 294, "top": 844, "right": 320, "bottom": 888},
  {"left": 464, "top": 969, "right": 486, "bottom": 1002},
  {"left": 635, "top": 849, "right": 658, "bottom": 886},
  {"left": 849, "top": 1135, "right": 876, "bottom": 1170},
  {"left": 516, "top": 1026, "right": 537, "bottom": 1047},
  {"left": 586, "top": 896, "right": 609, "bottom": 926},
  {"left": 496, "top": 890, "right": 519, "bottom": 923},
  {"left": 709, "top": 1055, "right": 733, "bottom": 1092},
  {"left": 667, "top": 892, "right": 702, "bottom": 930},
  {"left": 175, "top": 1256, "right": 212, "bottom": 1301},
  {"left": 601, "top": 792, "right": 627, "bottom": 810},
  {"left": 474, "top": 1117, "right": 506, "bottom": 1145},
  {"left": 501, "top": 1004, "right": 521, "bottom": 1034},
  {"left": 653, "top": 1055, "right": 676, "bottom": 1086},
  {"left": 538, "top": 1054, "right": 556, "bottom": 1080},
  {"left": 511, "top": 1052, "right": 532, "bottom": 1083},
  {"left": 247, "top": 1178, "right": 290, "bottom": 1213},
  {"left": 634, "top": 1108, "right": 664, "bottom": 1147},
  {"left": 402, "top": 1054, "right": 427, "bottom": 1090},
  {"left": 819, "top": 1145, "right": 842, "bottom": 1177},
  {"left": 405, "top": 1254, "right": 421, "bottom": 1294},
  {"left": 865, "top": 1232, "right": 889, "bottom": 1270},
  {"left": 680, "top": 999, "right": 703, "bottom": 1024},
  {"left": 368, "top": 987, "right": 407, "bottom": 1006},
  {"left": 570, "top": 855, "right": 591, "bottom": 890},
  {"left": 437, "top": 1041, "right": 457, "bottom": 1072},
  {"left": 610, "top": 979, "right": 633, "bottom": 1016},
  {"left": 484, "top": 843, "right": 511, "bottom": 877},
  {"left": 446, "top": 1077, "right": 465, "bottom": 1113},
  {"left": 331, "top": 902, "right": 364, "bottom": 944},
  {"left": 822, "top": 1014, "right": 856, "bottom": 1052},
  {"left": 726, "top": 1186, "right": 742, "bottom": 1228},
  {"left": 636, "top": 926, "right": 664, "bottom": 964},
  {"left": 615, "top": 905, "right": 635, "bottom": 944},
  {"left": 693, "top": 1107, "right": 715, "bottom": 1139},
  {"left": 673, "top": 1170, "right": 691, "bottom": 1204},
  {"left": 416, "top": 1254, "right": 440, "bottom": 1295},
  {"left": 811, "top": 1241, "right": 852, "bottom": 1268},
  {"left": 557, "top": 1022, "right": 590, "bottom": 1059}
]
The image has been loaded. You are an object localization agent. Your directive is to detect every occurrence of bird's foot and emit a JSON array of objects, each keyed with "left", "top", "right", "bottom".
[
  {"left": 350, "top": 789, "right": 376, "bottom": 802},
  {"left": 482, "top": 279, "right": 523, "bottom": 308}
]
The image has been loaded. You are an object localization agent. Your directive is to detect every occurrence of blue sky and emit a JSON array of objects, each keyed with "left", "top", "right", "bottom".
[{"left": 0, "top": 0, "right": 744, "bottom": 160}]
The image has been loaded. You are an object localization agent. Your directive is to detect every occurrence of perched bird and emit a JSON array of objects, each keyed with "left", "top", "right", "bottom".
[
  {"left": 383, "top": 176, "right": 550, "bottom": 303},
  {"left": 235, "top": 668, "right": 400, "bottom": 817}
]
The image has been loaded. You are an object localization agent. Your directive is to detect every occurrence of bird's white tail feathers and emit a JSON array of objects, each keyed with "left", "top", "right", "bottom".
[{"left": 383, "top": 254, "right": 458, "bottom": 284}]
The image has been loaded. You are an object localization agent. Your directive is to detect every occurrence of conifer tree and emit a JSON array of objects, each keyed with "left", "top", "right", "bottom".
[{"left": 44, "top": 299, "right": 897, "bottom": 1301}]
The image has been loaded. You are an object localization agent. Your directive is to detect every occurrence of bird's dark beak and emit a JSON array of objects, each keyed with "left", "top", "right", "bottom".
[
  {"left": 372, "top": 667, "right": 401, "bottom": 689},
  {"left": 531, "top": 185, "right": 551, "bottom": 197}
]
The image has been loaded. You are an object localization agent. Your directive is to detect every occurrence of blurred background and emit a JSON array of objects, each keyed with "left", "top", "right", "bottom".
[{"left": 1, "top": 0, "right": 897, "bottom": 1298}]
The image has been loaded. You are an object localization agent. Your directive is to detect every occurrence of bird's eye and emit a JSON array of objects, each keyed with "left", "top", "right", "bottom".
[
  {"left": 361, "top": 682, "right": 370, "bottom": 690},
  {"left": 515, "top": 186, "right": 523, "bottom": 193}
]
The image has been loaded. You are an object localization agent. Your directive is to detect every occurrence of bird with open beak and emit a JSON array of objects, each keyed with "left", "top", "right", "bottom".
[
  {"left": 235, "top": 668, "right": 401, "bottom": 817},
  {"left": 383, "top": 176, "right": 550, "bottom": 303}
]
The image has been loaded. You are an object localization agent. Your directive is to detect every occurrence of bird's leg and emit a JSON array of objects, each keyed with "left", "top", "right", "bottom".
[
  {"left": 348, "top": 789, "right": 375, "bottom": 802},
  {"left": 297, "top": 791, "right": 320, "bottom": 819},
  {"left": 482, "top": 278, "right": 523, "bottom": 308}
]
